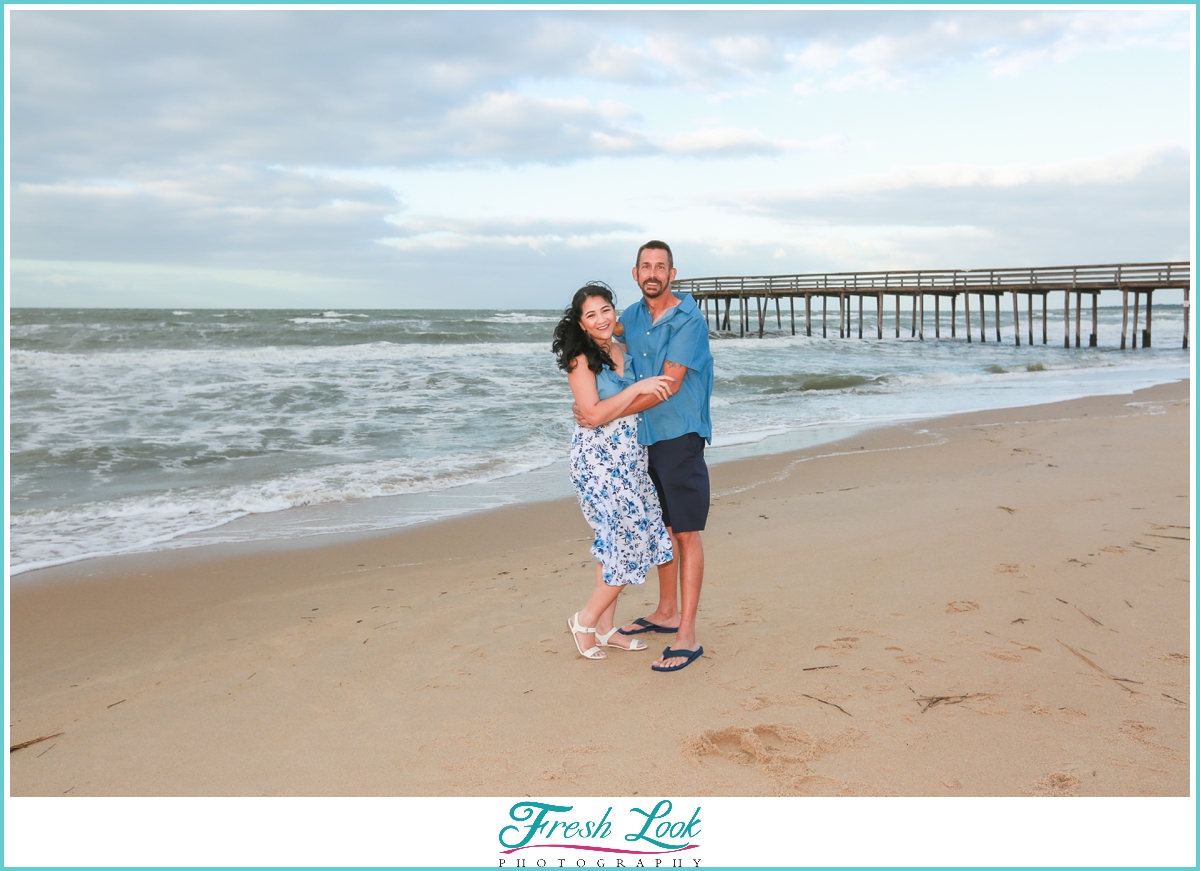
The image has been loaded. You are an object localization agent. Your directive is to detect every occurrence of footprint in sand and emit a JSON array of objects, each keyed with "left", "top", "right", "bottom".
[
  {"left": 946, "top": 601, "right": 981, "bottom": 613},
  {"left": 1030, "top": 772, "right": 1081, "bottom": 796},
  {"left": 985, "top": 649, "right": 1022, "bottom": 662},
  {"left": 738, "top": 598, "right": 765, "bottom": 623},
  {"left": 683, "top": 725, "right": 787, "bottom": 766},
  {"left": 813, "top": 636, "right": 859, "bottom": 652},
  {"left": 680, "top": 724, "right": 866, "bottom": 795},
  {"left": 1120, "top": 720, "right": 1178, "bottom": 757},
  {"left": 682, "top": 724, "right": 858, "bottom": 766}
]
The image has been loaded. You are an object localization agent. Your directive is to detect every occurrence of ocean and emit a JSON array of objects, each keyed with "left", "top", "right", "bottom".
[{"left": 8, "top": 304, "right": 1190, "bottom": 576}]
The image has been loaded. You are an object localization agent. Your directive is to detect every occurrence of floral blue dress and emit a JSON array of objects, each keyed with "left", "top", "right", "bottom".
[{"left": 570, "top": 360, "right": 673, "bottom": 586}]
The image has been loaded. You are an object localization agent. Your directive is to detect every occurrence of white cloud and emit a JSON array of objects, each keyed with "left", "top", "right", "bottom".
[
  {"left": 792, "top": 42, "right": 841, "bottom": 72},
  {"left": 586, "top": 42, "right": 654, "bottom": 82},
  {"left": 664, "top": 127, "right": 780, "bottom": 156},
  {"left": 382, "top": 214, "right": 644, "bottom": 258},
  {"left": 985, "top": 10, "right": 1192, "bottom": 78},
  {"left": 715, "top": 146, "right": 1190, "bottom": 269},
  {"left": 711, "top": 35, "right": 778, "bottom": 68},
  {"left": 663, "top": 128, "right": 841, "bottom": 157},
  {"left": 12, "top": 165, "right": 401, "bottom": 268},
  {"left": 436, "top": 92, "right": 651, "bottom": 162},
  {"left": 750, "top": 144, "right": 1188, "bottom": 202},
  {"left": 787, "top": 10, "right": 1190, "bottom": 92}
]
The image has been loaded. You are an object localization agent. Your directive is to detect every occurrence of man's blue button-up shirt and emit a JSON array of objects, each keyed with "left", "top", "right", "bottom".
[{"left": 620, "top": 291, "right": 714, "bottom": 446}]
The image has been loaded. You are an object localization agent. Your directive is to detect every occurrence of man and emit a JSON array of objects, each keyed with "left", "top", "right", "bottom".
[{"left": 578, "top": 240, "right": 714, "bottom": 672}]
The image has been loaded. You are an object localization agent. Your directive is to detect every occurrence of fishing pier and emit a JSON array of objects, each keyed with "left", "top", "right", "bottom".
[{"left": 674, "top": 261, "right": 1191, "bottom": 350}]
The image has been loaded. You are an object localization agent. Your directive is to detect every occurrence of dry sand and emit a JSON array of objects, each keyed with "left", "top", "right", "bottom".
[{"left": 9, "top": 380, "right": 1192, "bottom": 796}]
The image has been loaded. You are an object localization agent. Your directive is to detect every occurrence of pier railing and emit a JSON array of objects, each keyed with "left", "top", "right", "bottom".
[{"left": 672, "top": 261, "right": 1190, "bottom": 349}]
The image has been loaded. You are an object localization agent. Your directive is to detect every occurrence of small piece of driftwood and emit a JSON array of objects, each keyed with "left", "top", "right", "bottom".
[
  {"left": 914, "top": 693, "right": 991, "bottom": 713},
  {"left": 801, "top": 693, "right": 851, "bottom": 716},
  {"left": 1057, "top": 640, "right": 1142, "bottom": 692},
  {"left": 10, "top": 732, "right": 64, "bottom": 753},
  {"left": 802, "top": 665, "right": 838, "bottom": 671}
]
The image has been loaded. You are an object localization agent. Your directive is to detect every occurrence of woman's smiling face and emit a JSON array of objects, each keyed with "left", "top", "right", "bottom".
[{"left": 579, "top": 294, "right": 616, "bottom": 343}]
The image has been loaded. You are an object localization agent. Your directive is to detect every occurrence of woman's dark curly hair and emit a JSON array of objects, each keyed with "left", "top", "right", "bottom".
[{"left": 552, "top": 282, "right": 618, "bottom": 374}]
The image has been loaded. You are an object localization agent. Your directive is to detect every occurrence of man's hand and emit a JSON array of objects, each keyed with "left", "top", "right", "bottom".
[{"left": 572, "top": 401, "right": 593, "bottom": 428}]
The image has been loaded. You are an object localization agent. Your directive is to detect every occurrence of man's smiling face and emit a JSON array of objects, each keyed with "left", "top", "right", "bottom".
[{"left": 633, "top": 248, "right": 675, "bottom": 300}]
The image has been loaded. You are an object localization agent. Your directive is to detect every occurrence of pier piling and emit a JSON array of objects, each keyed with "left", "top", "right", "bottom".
[
  {"left": 1064, "top": 289, "right": 1072, "bottom": 349},
  {"left": 1080, "top": 291, "right": 1089, "bottom": 350},
  {"left": 1183, "top": 286, "right": 1189, "bottom": 350},
  {"left": 1144, "top": 290, "right": 1153, "bottom": 348},
  {"left": 1132, "top": 291, "right": 1140, "bottom": 350},
  {"left": 1120, "top": 287, "right": 1129, "bottom": 349}
]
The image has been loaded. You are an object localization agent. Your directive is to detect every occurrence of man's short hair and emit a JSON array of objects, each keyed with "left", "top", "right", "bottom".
[{"left": 636, "top": 240, "right": 673, "bottom": 271}]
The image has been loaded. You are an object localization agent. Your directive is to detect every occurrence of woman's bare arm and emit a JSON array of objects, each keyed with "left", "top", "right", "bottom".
[
  {"left": 573, "top": 361, "right": 688, "bottom": 427},
  {"left": 567, "top": 355, "right": 675, "bottom": 428}
]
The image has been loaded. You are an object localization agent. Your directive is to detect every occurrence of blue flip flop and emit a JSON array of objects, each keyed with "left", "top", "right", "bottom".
[
  {"left": 651, "top": 646, "right": 704, "bottom": 672},
  {"left": 618, "top": 617, "right": 678, "bottom": 636}
]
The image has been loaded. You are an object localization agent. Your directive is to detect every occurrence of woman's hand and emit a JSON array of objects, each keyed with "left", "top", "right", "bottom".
[{"left": 636, "top": 375, "right": 676, "bottom": 401}]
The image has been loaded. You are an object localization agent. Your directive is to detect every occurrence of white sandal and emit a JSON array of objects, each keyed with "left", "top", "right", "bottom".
[
  {"left": 568, "top": 613, "right": 605, "bottom": 660},
  {"left": 596, "top": 626, "right": 648, "bottom": 651}
]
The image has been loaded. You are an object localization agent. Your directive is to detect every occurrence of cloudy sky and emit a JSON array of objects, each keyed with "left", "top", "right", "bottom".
[{"left": 8, "top": 8, "right": 1194, "bottom": 309}]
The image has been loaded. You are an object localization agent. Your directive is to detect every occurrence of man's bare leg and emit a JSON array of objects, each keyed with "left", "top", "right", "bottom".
[
  {"left": 652, "top": 530, "right": 704, "bottom": 669},
  {"left": 620, "top": 527, "right": 681, "bottom": 633}
]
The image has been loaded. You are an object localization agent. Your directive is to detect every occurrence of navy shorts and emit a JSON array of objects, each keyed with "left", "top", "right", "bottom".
[{"left": 647, "top": 432, "right": 710, "bottom": 534}]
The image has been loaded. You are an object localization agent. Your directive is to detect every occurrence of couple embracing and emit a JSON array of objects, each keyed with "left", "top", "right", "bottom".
[{"left": 551, "top": 241, "right": 714, "bottom": 673}]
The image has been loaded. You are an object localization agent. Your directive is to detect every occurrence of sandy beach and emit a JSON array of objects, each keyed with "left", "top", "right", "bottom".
[{"left": 9, "top": 379, "right": 1192, "bottom": 797}]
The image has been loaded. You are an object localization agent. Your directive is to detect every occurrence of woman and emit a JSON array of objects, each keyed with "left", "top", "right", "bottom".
[{"left": 552, "top": 283, "right": 676, "bottom": 660}]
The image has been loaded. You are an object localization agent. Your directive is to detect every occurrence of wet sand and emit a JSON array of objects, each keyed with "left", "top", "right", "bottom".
[{"left": 9, "top": 379, "right": 1192, "bottom": 796}]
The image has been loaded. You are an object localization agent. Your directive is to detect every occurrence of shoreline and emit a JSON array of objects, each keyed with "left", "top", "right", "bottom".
[
  {"left": 11, "top": 362, "right": 1191, "bottom": 582},
  {"left": 9, "top": 380, "right": 1193, "bottom": 796}
]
